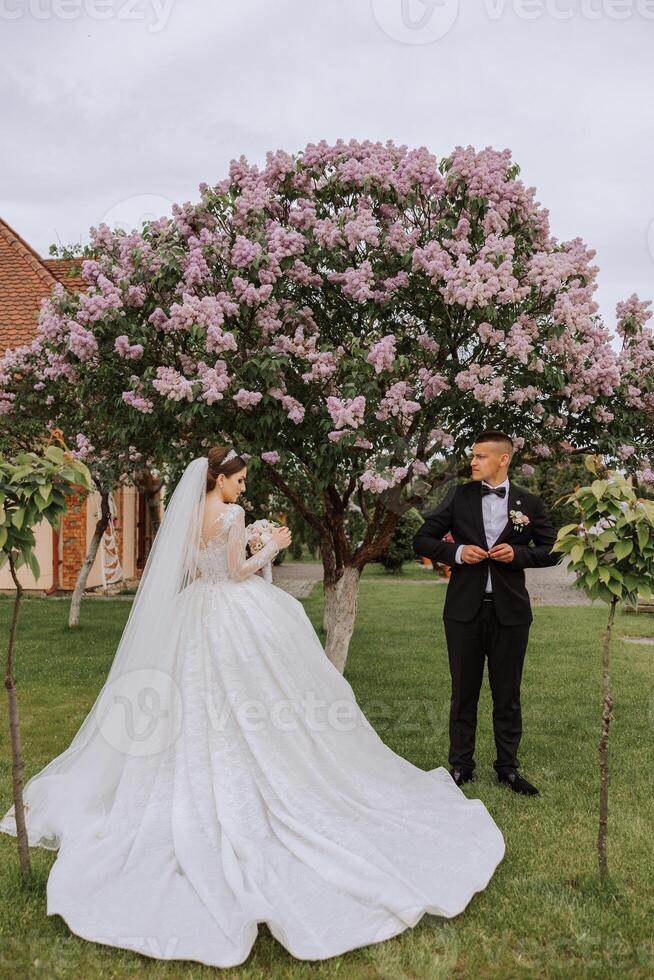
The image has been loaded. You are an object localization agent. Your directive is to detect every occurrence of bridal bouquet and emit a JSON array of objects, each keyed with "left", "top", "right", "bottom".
[{"left": 246, "top": 518, "right": 281, "bottom": 582}]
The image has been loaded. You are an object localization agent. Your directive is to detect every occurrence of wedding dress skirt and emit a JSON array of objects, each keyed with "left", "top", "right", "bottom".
[{"left": 1, "top": 504, "right": 505, "bottom": 967}]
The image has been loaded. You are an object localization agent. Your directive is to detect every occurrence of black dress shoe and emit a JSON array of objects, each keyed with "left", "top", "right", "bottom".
[
  {"left": 450, "top": 769, "right": 474, "bottom": 786},
  {"left": 497, "top": 769, "right": 539, "bottom": 796}
]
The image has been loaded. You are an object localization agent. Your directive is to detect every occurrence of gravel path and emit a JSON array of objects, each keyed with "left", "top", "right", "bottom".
[
  {"left": 272, "top": 556, "right": 594, "bottom": 606},
  {"left": 524, "top": 557, "right": 592, "bottom": 606}
]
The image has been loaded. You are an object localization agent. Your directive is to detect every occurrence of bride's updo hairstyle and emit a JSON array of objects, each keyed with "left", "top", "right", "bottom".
[{"left": 206, "top": 446, "right": 247, "bottom": 491}]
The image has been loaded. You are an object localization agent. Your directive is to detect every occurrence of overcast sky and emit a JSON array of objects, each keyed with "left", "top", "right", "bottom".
[{"left": 1, "top": 0, "right": 652, "bottom": 329}]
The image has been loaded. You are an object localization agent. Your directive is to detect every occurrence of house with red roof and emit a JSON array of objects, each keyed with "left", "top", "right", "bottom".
[{"left": 0, "top": 217, "right": 159, "bottom": 593}]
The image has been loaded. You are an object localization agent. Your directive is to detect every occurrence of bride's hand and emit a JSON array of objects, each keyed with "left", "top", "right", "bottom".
[{"left": 272, "top": 526, "right": 292, "bottom": 549}]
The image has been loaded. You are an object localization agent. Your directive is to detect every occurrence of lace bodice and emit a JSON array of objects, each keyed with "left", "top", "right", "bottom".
[{"left": 196, "top": 503, "right": 280, "bottom": 584}]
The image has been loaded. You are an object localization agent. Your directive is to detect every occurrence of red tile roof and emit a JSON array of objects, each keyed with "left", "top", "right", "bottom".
[
  {"left": 42, "top": 258, "right": 87, "bottom": 293},
  {"left": 0, "top": 218, "right": 87, "bottom": 356}
]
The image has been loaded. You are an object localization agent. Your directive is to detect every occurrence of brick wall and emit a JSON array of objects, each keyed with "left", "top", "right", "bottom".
[{"left": 60, "top": 490, "right": 88, "bottom": 590}]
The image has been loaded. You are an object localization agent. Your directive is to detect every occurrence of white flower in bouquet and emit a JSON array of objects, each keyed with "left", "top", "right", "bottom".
[
  {"left": 246, "top": 518, "right": 280, "bottom": 554},
  {"left": 245, "top": 518, "right": 282, "bottom": 583}
]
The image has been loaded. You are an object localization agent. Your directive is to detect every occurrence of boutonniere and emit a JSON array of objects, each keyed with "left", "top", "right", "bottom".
[{"left": 509, "top": 509, "right": 530, "bottom": 531}]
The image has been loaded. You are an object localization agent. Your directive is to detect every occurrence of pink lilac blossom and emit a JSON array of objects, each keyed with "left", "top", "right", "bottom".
[
  {"left": 359, "top": 468, "right": 391, "bottom": 493},
  {"left": 301, "top": 349, "right": 341, "bottom": 383},
  {"left": 508, "top": 386, "right": 540, "bottom": 406},
  {"left": 67, "top": 322, "right": 98, "bottom": 362},
  {"left": 179, "top": 353, "right": 198, "bottom": 374},
  {"left": 616, "top": 293, "right": 652, "bottom": 332},
  {"left": 231, "top": 235, "right": 263, "bottom": 268},
  {"left": 197, "top": 361, "right": 231, "bottom": 405},
  {"left": 428, "top": 428, "right": 455, "bottom": 450},
  {"left": 618, "top": 444, "right": 636, "bottom": 460},
  {"left": 477, "top": 322, "right": 505, "bottom": 345},
  {"left": 416, "top": 334, "right": 440, "bottom": 354},
  {"left": 343, "top": 207, "right": 380, "bottom": 250},
  {"left": 593, "top": 405, "right": 615, "bottom": 423},
  {"left": 152, "top": 367, "right": 194, "bottom": 402},
  {"left": 268, "top": 387, "right": 305, "bottom": 424},
  {"left": 181, "top": 237, "right": 211, "bottom": 288},
  {"left": 233, "top": 389, "right": 263, "bottom": 410},
  {"left": 375, "top": 382, "right": 420, "bottom": 425},
  {"left": 71, "top": 433, "right": 95, "bottom": 459},
  {"left": 232, "top": 277, "right": 273, "bottom": 307},
  {"left": 417, "top": 368, "right": 449, "bottom": 402},
  {"left": 367, "top": 335, "right": 396, "bottom": 374},
  {"left": 261, "top": 451, "right": 280, "bottom": 464},
  {"left": 43, "top": 351, "right": 79, "bottom": 383},
  {"left": 114, "top": 335, "right": 144, "bottom": 360},
  {"left": 454, "top": 364, "right": 504, "bottom": 406},
  {"left": 287, "top": 260, "right": 322, "bottom": 287},
  {"left": 328, "top": 261, "right": 375, "bottom": 303},
  {"left": 326, "top": 395, "right": 366, "bottom": 429},
  {"left": 122, "top": 390, "right": 154, "bottom": 413},
  {"left": 313, "top": 217, "right": 345, "bottom": 249}
]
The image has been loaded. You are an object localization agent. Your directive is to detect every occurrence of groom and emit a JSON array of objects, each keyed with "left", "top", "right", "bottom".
[{"left": 413, "top": 430, "right": 559, "bottom": 796}]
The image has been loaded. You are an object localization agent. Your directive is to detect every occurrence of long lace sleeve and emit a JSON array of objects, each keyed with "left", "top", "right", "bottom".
[{"left": 227, "top": 505, "right": 280, "bottom": 582}]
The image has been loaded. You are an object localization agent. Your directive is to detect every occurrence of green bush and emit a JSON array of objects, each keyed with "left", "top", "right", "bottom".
[{"left": 379, "top": 507, "right": 425, "bottom": 574}]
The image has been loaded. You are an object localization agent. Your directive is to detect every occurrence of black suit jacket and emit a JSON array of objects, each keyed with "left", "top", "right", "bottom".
[{"left": 413, "top": 480, "right": 560, "bottom": 625}]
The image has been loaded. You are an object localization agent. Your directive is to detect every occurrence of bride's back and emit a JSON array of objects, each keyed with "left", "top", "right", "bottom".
[{"left": 200, "top": 497, "right": 233, "bottom": 548}]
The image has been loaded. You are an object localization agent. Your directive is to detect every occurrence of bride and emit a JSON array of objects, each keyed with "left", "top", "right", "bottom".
[{"left": 1, "top": 446, "right": 505, "bottom": 967}]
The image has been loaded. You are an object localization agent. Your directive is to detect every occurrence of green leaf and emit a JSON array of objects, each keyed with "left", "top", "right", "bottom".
[
  {"left": 45, "top": 445, "right": 65, "bottom": 465},
  {"left": 570, "top": 544, "right": 584, "bottom": 564},
  {"left": 584, "top": 553, "right": 598, "bottom": 572},
  {"left": 598, "top": 566, "right": 610, "bottom": 584},
  {"left": 591, "top": 480, "right": 606, "bottom": 500},
  {"left": 24, "top": 548, "right": 40, "bottom": 581},
  {"left": 614, "top": 539, "right": 633, "bottom": 560},
  {"left": 637, "top": 524, "right": 650, "bottom": 552}
]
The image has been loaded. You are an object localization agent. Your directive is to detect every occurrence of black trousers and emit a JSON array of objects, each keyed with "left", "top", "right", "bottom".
[{"left": 443, "top": 596, "right": 531, "bottom": 775}]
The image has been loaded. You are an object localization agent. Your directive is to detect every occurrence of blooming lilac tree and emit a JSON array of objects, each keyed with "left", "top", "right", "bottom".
[
  {"left": 2, "top": 140, "right": 653, "bottom": 671},
  {"left": 0, "top": 336, "right": 162, "bottom": 627}
]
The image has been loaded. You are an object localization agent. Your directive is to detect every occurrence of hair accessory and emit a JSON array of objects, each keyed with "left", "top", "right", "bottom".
[{"left": 223, "top": 448, "right": 238, "bottom": 464}]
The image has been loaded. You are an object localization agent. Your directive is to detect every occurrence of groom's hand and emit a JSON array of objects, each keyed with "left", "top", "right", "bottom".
[
  {"left": 488, "top": 544, "right": 514, "bottom": 562},
  {"left": 461, "top": 545, "right": 491, "bottom": 564}
]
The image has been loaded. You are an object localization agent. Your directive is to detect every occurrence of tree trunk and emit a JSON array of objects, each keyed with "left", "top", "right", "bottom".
[
  {"left": 146, "top": 488, "right": 162, "bottom": 536},
  {"left": 68, "top": 488, "right": 111, "bottom": 629},
  {"left": 322, "top": 576, "right": 340, "bottom": 635},
  {"left": 5, "top": 554, "right": 31, "bottom": 875},
  {"left": 323, "top": 565, "right": 362, "bottom": 674},
  {"left": 598, "top": 596, "right": 618, "bottom": 882}
]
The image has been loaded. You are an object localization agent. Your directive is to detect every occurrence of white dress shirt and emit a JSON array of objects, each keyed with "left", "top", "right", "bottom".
[{"left": 454, "top": 477, "right": 510, "bottom": 592}]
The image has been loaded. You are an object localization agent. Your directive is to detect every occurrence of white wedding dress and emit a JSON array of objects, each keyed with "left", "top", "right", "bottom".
[{"left": 1, "top": 501, "right": 505, "bottom": 967}]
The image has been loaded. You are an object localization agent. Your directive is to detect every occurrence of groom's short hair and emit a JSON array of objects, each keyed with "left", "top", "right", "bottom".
[{"left": 474, "top": 430, "right": 514, "bottom": 461}]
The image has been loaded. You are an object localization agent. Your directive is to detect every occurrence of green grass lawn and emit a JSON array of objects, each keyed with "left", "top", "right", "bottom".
[{"left": 1, "top": 578, "right": 653, "bottom": 979}]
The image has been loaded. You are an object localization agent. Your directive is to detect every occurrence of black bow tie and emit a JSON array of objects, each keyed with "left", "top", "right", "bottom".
[{"left": 481, "top": 484, "right": 507, "bottom": 498}]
